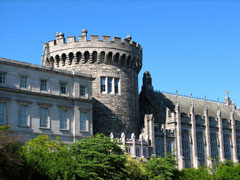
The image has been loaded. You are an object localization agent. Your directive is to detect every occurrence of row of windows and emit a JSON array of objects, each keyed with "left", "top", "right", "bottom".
[
  {"left": 100, "top": 76, "right": 120, "bottom": 94},
  {"left": 0, "top": 72, "right": 88, "bottom": 97},
  {"left": 182, "top": 132, "right": 240, "bottom": 162},
  {"left": 0, "top": 102, "right": 88, "bottom": 132}
]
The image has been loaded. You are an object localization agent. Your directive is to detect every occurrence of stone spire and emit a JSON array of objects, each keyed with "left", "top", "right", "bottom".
[{"left": 225, "top": 90, "right": 232, "bottom": 105}]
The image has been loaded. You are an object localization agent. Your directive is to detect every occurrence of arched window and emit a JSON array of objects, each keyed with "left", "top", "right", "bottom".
[
  {"left": 92, "top": 51, "right": 97, "bottom": 63},
  {"left": 136, "top": 147, "right": 140, "bottom": 157},
  {"left": 209, "top": 117, "right": 215, "bottom": 121},
  {"left": 181, "top": 113, "right": 187, "bottom": 118},
  {"left": 55, "top": 55, "right": 60, "bottom": 67},
  {"left": 84, "top": 51, "right": 89, "bottom": 63},
  {"left": 224, "top": 135, "right": 231, "bottom": 160},
  {"left": 210, "top": 134, "right": 218, "bottom": 159},
  {"left": 114, "top": 53, "right": 119, "bottom": 64},
  {"left": 195, "top": 115, "right": 202, "bottom": 120},
  {"left": 100, "top": 51, "right": 105, "bottom": 62},
  {"left": 68, "top": 52, "right": 74, "bottom": 65},
  {"left": 121, "top": 54, "right": 126, "bottom": 65},
  {"left": 61, "top": 53, "right": 67, "bottom": 66},
  {"left": 197, "top": 133, "right": 205, "bottom": 159},
  {"left": 107, "top": 52, "right": 113, "bottom": 62},
  {"left": 49, "top": 56, "right": 54, "bottom": 67},
  {"left": 126, "top": 55, "right": 131, "bottom": 66},
  {"left": 76, "top": 52, "right": 81, "bottom": 64},
  {"left": 182, "top": 132, "right": 190, "bottom": 160}
]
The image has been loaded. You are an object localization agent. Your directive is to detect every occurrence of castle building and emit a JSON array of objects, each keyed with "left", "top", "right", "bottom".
[{"left": 0, "top": 29, "right": 239, "bottom": 168}]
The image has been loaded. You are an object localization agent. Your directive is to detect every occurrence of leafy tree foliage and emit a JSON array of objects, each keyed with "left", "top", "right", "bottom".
[
  {"left": 0, "top": 126, "right": 25, "bottom": 180},
  {"left": 22, "top": 134, "right": 127, "bottom": 180},
  {"left": 22, "top": 135, "right": 73, "bottom": 180},
  {"left": 123, "top": 155, "right": 147, "bottom": 180},
  {"left": 144, "top": 154, "right": 179, "bottom": 180},
  {"left": 212, "top": 160, "right": 240, "bottom": 180},
  {"left": 69, "top": 134, "right": 127, "bottom": 180},
  {"left": 179, "top": 167, "right": 212, "bottom": 180}
]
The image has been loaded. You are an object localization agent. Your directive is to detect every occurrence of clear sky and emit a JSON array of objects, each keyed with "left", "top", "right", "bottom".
[{"left": 1, "top": 0, "right": 240, "bottom": 106}]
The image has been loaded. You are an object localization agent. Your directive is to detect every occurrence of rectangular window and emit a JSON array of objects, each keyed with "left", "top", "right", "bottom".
[
  {"left": 114, "top": 78, "right": 119, "bottom": 94},
  {"left": 100, "top": 77, "right": 106, "bottom": 93},
  {"left": 40, "top": 107, "right": 48, "bottom": 128},
  {"left": 40, "top": 79, "right": 47, "bottom": 91},
  {"left": 80, "top": 111, "right": 87, "bottom": 131},
  {"left": 0, "top": 103, "right": 6, "bottom": 125},
  {"left": 0, "top": 72, "right": 6, "bottom": 85},
  {"left": 80, "top": 85, "right": 87, "bottom": 97},
  {"left": 60, "top": 82, "right": 67, "bottom": 94},
  {"left": 108, "top": 77, "right": 113, "bottom": 93},
  {"left": 19, "top": 104, "right": 27, "bottom": 126},
  {"left": 20, "top": 75, "right": 28, "bottom": 88},
  {"left": 60, "top": 109, "right": 67, "bottom": 130}
]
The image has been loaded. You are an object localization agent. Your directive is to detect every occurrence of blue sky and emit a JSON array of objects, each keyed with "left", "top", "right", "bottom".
[{"left": 1, "top": 0, "right": 240, "bottom": 106}]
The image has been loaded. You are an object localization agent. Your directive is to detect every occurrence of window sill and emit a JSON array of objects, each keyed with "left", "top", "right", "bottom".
[
  {"left": 18, "top": 125, "right": 30, "bottom": 128},
  {"left": 39, "top": 127, "right": 51, "bottom": 130},
  {"left": 79, "top": 130, "right": 89, "bottom": 133},
  {"left": 60, "top": 128, "right": 70, "bottom": 132}
]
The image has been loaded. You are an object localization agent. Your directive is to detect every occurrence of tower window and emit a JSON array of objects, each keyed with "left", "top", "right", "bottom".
[
  {"left": 108, "top": 77, "right": 113, "bottom": 93},
  {"left": 114, "top": 78, "right": 119, "bottom": 94},
  {"left": 100, "top": 76, "right": 120, "bottom": 95},
  {"left": 100, "top": 77, "right": 106, "bottom": 93}
]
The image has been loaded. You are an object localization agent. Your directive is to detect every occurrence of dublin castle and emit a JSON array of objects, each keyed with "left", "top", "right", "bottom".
[{"left": 0, "top": 29, "right": 240, "bottom": 169}]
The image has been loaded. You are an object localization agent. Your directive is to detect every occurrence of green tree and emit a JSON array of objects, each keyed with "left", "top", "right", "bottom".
[
  {"left": 144, "top": 154, "right": 179, "bottom": 180},
  {"left": 22, "top": 135, "right": 74, "bottom": 180},
  {"left": 179, "top": 167, "right": 212, "bottom": 180},
  {"left": 69, "top": 134, "right": 127, "bottom": 180},
  {"left": 123, "top": 155, "right": 147, "bottom": 180},
  {"left": 213, "top": 160, "right": 240, "bottom": 180},
  {"left": 0, "top": 126, "right": 25, "bottom": 180}
]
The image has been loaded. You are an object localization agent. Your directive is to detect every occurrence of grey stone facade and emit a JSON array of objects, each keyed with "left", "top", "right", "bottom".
[
  {"left": 0, "top": 58, "right": 93, "bottom": 143},
  {"left": 41, "top": 29, "right": 142, "bottom": 136}
]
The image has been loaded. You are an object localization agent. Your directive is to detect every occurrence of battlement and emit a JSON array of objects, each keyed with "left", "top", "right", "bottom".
[
  {"left": 47, "top": 30, "right": 142, "bottom": 52},
  {"left": 42, "top": 29, "right": 143, "bottom": 73}
]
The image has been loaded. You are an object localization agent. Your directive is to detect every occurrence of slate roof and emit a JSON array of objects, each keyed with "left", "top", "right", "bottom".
[{"left": 155, "top": 92, "right": 240, "bottom": 121}]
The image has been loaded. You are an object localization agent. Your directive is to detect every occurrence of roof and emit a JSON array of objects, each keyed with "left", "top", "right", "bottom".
[
  {"left": 0, "top": 57, "right": 93, "bottom": 80},
  {"left": 155, "top": 92, "right": 240, "bottom": 121}
]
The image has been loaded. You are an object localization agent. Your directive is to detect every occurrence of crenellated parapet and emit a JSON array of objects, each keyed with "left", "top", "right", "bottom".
[{"left": 42, "top": 29, "right": 142, "bottom": 73}]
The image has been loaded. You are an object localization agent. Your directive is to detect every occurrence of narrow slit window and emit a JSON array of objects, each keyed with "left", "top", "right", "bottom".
[{"left": 114, "top": 78, "right": 119, "bottom": 94}]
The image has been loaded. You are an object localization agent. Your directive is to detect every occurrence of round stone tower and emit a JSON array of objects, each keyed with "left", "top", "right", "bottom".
[{"left": 42, "top": 29, "right": 142, "bottom": 136}]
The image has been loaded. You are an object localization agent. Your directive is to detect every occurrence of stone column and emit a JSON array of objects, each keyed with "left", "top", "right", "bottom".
[
  {"left": 204, "top": 105, "right": 212, "bottom": 167},
  {"left": 217, "top": 108, "right": 225, "bottom": 161},
  {"left": 175, "top": 102, "right": 184, "bottom": 169},
  {"left": 230, "top": 110, "right": 238, "bottom": 163},
  {"left": 190, "top": 102, "right": 199, "bottom": 168},
  {"left": 131, "top": 133, "right": 136, "bottom": 157}
]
